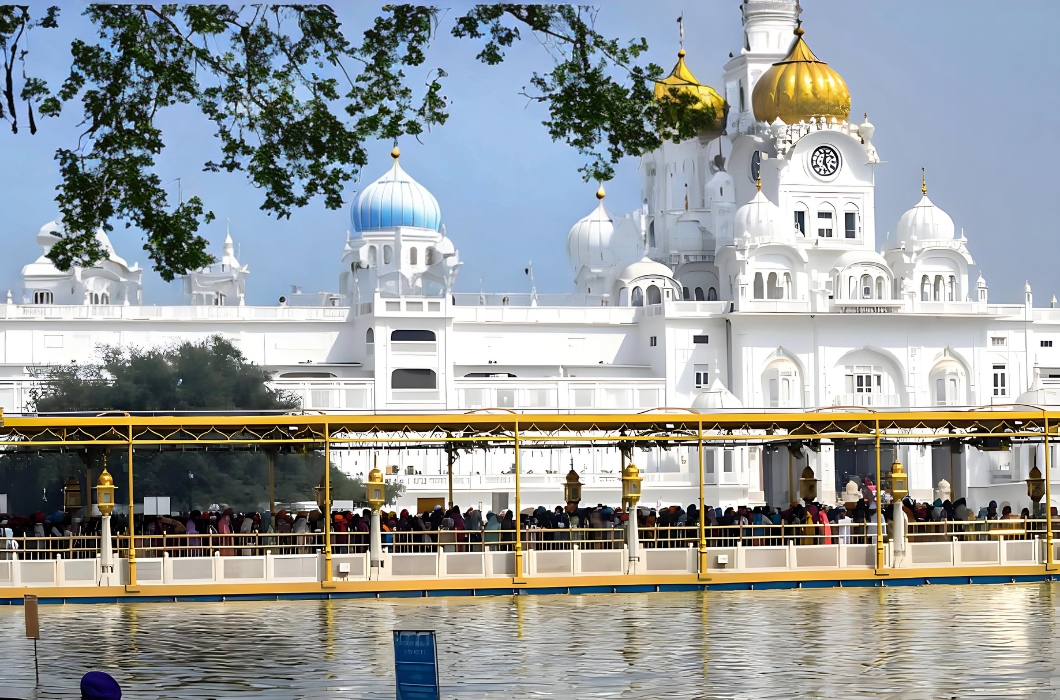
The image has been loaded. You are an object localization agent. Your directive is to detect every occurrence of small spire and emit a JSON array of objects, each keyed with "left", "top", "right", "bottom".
[
  {"left": 756, "top": 169, "right": 762, "bottom": 192},
  {"left": 596, "top": 184, "right": 606, "bottom": 200},
  {"left": 391, "top": 145, "right": 401, "bottom": 160},
  {"left": 677, "top": 13, "right": 684, "bottom": 52},
  {"left": 921, "top": 167, "right": 927, "bottom": 196}
]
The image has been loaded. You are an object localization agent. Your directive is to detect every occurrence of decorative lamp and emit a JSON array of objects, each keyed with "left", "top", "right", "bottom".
[
  {"left": 367, "top": 466, "right": 386, "bottom": 512},
  {"left": 890, "top": 460, "right": 909, "bottom": 500},
  {"left": 63, "top": 476, "right": 82, "bottom": 513},
  {"left": 1027, "top": 466, "right": 1046, "bottom": 507},
  {"left": 95, "top": 468, "right": 116, "bottom": 517},
  {"left": 622, "top": 462, "right": 643, "bottom": 511},
  {"left": 314, "top": 473, "right": 331, "bottom": 512},
  {"left": 564, "top": 468, "right": 583, "bottom": 505},
  {"left": 799, "top": 466, "right": 818, "bottom": 502}
]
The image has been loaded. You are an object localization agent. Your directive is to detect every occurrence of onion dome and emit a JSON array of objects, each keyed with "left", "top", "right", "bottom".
[
  {"left": 734, "top": 179, "right": 783, "bottom": 241},
  {"left": 616, "top": 257, "right": 674, "bottom": 285},
  {"left": 349, "top": 147, "right": 441, "bottom": 237},
  {"left": 567, "top": 185, "right": 616, "bottom": 273},
  {"left": 751, "top": 26, "right": 850, "bottom": 125},
  {"left": 654, "top": 50, "right": 725, "bottom": 128},
  {"left": 897, "top": 171, "right": 955, "bottom": 245},
  {"left": 35, "top": 219, "right": 131, "bottom": 268}
]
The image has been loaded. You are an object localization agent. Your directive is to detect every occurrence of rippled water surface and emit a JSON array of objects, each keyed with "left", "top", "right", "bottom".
[{"left": 1, "top": 584, "right": 1059, "bottom": 699}]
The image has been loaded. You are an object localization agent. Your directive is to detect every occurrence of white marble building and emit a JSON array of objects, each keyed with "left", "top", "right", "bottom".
[{"left": 4, "top": 0, "right": 1058, "bottom": 514}]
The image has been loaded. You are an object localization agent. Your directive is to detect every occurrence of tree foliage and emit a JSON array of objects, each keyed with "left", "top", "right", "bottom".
[
  {"left": 31, "top": 335, "right": 298, "bottom": 412},
  {"left": 1, "top": 4, "right": 716, "bottom": 279}
]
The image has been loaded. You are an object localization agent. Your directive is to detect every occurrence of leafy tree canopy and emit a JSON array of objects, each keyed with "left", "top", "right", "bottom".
[
  {"left": 1, "top": 4, "right": 716, "bottom": 280},
  {"left": 31, "top": 335, "right": 299, "bottom": 412}
]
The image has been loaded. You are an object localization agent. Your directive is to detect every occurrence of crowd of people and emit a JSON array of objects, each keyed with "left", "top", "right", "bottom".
[{"left": 2, "top": 495, "right": 1059, "bottom": 560}]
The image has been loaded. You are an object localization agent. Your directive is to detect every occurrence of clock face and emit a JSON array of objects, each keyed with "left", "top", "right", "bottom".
[{"left": 810, "top": 145, "right": 840, "bottom": 177}]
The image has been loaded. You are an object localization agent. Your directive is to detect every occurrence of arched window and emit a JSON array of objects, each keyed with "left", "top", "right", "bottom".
[
  {"left": 861, "top": 274, "right": 872, "bottom": 299},
  {"left": 876, "top": 276, "right": 884, "bottom": 300},
  {"left": 619, "top": 287, "right": 629, "bottom": 306},
  {"left": 391, "top": 368, "right": 437, "bottom": 390},
  {"left": 631, "top": 286, "right": 644, "bottom": 306},
  {"left": 848, "top": 276, "right": 857, "bottom": 299},
  {"left": 930, "top": 360, "right": 965, "bottom": 406},
  {"left": 32, "top": 290, "right": 53, "bottom": 305},
  {"left": 425, "top": 247, "right": 436, "bottom": 265},
  {"left": 844, "top": 203, "right": 860, "bottom": 239},
  {"left": 793, "top": 201, "right": 808, "bottom": 236},
  {"left": 753, "top": 273, "right": 764, "bottom": 300},
  {"left": 391, "top": 329, "right": 436, "bottom": 341},
  {"left": 763, "top": 359, "right": 802, "bottom": 408},
  {"left": 783, "top": 273, "right": 792, "bottom": 299},
  {"left": 91, "top": 292, "right": 100, "bottom": 305},
  {"left": 682, "top": 286, "right": 690, "bottom": 300},
  {"left": 368, "top": 246, "right": 377, "bottom": 266},
  {"left": 648, "top": 221, "right": 656, "bottom": 249},
  {"left": 646, "top": 285, "right": 662, "bottom": 305},
  {"left": 366, "top": 328, "right": 375, "bottom": 345},
  {"left": 817, "top": 203, "right": 835, "bottom": 237},
  {"left": 767, "top": 272, "right": 781, "bottom": 299},
  {"left": 707, "top": 287, "right": 718, "bottom": 301},
  {"left": 934, "top": 275, "right": 943, "bottom": 302},
  {"left": 383, "top": 245, "right": 393, "bottom": 265},
  {"left": 409, "top": 247, "right": 418, "bottom": 265},
  {"left": 694, "top": 287, "right": 705, "bottom": 301},
  {"left": 921, "top": 275, "right": 930, "bottom": 302},
  {"left": 102, "top": 293, "right": 110, "bottom": 305},
  {"left": 947, "top": 275, "right": 956, "bottom": 302}
]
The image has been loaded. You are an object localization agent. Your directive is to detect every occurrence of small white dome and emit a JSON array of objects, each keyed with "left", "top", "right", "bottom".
[
  {"left": 615, "top": 257, "right": 673, "bottom": 285},
  {"left": 35, "top": 219, "right": 129, "bottom": 268},
  {"left": 706, "top": 169, "right": 735, "bottom": 204},
  {"left": 734, "top": 189, "right": 782, "bottom": 241},
  {"left": 567, "top": 189, "right": 615, "bottom": 273},
  {"left": 691, "top": 378, "right": 743, "bottom": 409},
  {"left": 897, "top": 194, "right": 954, "bottom": 245}
]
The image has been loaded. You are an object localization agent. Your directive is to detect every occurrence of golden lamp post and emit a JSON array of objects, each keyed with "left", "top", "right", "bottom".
[
  {"left": 890, "top": 459, "right": 909, "bottom": 561},
  {"left": 564, "top": 468, "right": 582, "bottom": 511},
  {"left": 367, "top": 460, "right": 386, "bottom": 577},
  {"left": 1027, "top": 466, "right": 1046, "bottom": 517},
  {"left": 621, "top": 456, "right": 643, "bottom": 574},
  {"left": 798, "top": 466, "right": 817, "bottom": 504},
  {"left": 95, "top": 466, "right": 117, "bottom": 585}
]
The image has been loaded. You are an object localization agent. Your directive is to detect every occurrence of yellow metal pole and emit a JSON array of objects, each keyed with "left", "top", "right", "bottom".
[
  {"left": 447, "top": 443, "right": 454, "bottom": 510},
  {"left": 514, "top": 421, "right": 523, "bottom": 579},
  {"left": 874, "top": 420, "right": 884, "bottom": 572},
  {"left": 1046, "top": 415, "right": 1055, "bottom": 570},
  {"left": 268, "top": 450, "right": 275, "bottom": 517},
  {"left": 788, "top": 449, "right": 794, "bottom": 505},
  {"left": 127, "top": 423, "right": 137, "bottom": 588},
  {"left": 697, "top": 421, "right": 708, "bottom": 578},
  {"left": 323, "top": 424, "right": 333, "bottom": 584}
]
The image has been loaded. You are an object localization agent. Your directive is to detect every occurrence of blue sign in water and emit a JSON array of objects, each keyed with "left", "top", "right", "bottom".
[{"left": 394, "top": 630, "right": 440, "bottom": 700}]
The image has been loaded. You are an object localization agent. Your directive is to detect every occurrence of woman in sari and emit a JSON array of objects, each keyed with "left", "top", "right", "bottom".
[{"left": 218, "top": 508, "right": 235, "bottom": 556}]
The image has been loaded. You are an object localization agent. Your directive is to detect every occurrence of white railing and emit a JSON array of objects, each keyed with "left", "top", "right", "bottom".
[
  {"left": 833, "top": 393, "right": 902, "bottom": 408},
  {"left": 0, "top": 304, "right": 349, "bottom": 321}
]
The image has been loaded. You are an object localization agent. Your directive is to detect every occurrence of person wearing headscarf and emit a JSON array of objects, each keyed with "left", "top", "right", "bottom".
[
  {"left": 484, "top": 511, "right": 501, "bottom": 550},
  {"left": 81, "top": 670, "right": 121, "bottom": 700},
  {"left": 239, "top": 511, "right": 255, "bottom": 556},
  {"left": 465, "top": 508, "right": 483, "bottom": 547},
  {"left": 218, "top": 508, "right": 235, "bottom": 556},
  {"left": 500, "top": 510, "right": 515, "bottom": 548}
]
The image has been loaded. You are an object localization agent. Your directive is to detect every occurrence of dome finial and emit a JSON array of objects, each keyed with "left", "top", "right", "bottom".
[
  {"left": 596, "top": 183, "right": 606, "bottom": 200},
  {"left": 391, "top": 145, "right": 401, "bottom": 160},
  {"left": 677, "top": 12, "right": 684, "bottom": 53},
  {"left": 756, "top": 169, "right": 762, "bottom": 192},
  {"left": 921, "top": 167, "right": 927, "bottom": 196}
]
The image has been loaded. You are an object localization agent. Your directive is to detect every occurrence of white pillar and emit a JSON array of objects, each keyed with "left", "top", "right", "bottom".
[
  {"left": 892, "top": 502, "right": 907, "bottom": 568},
  {"left": 627, "top": 511, "right": 639, "bottom": 574},
  {"left": 370, "top": 509, "right": 382, "bottom": 578},
  {"left": 100, "top": 514, "right": 114, "bottom": 586}
]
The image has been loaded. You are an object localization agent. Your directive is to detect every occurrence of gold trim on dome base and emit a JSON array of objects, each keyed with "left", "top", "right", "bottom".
[{"left": 751, "top": 27, "right": 850, "bottom": 125}]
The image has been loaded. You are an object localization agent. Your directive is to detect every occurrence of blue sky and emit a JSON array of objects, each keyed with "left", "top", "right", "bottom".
[{"left": 1, "top": 2, "right": 1057, "bottom": 305}]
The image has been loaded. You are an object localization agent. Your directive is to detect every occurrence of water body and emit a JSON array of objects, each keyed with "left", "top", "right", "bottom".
[{"left": 1, "top": 585, "right": 1058, "bottom": 699}]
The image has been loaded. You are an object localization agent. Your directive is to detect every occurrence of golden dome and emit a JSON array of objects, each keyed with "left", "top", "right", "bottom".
[
  {"left": 654, "top": 50, "right": 726, "bottom": 127},
  {"left": 751, "top": 27, "right": 850, "bottom": 125}
]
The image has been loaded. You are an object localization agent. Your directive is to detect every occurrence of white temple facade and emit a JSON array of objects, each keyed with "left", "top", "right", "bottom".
[{"left": 3, "top": 0, "right": 1058, "bottom": 514}]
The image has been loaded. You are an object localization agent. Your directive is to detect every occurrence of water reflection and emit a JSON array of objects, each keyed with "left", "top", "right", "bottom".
[{"left": 0, "top": 584, "right": 1057, "bottom": 699}]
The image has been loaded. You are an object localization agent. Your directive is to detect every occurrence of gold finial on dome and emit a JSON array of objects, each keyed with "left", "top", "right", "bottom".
[
  {"left": 596, "top": 184, "right": 606, "bottom": 200},
  {"left": 921, "top": 167, "right": 927, "bottom": 196},
  {"left": 750, "top": 24, "right": 850, "bottom": 125},
  {"left": 756, "top": 169, "right": 762, "bottom": 192},
  {"left": 391, "top": 145, "right": 400, "bottom": 160}
]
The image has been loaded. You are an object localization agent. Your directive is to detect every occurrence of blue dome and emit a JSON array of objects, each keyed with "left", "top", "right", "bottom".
[{"left": 349, "top": 153, "right": 441, "bottom": 236}]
